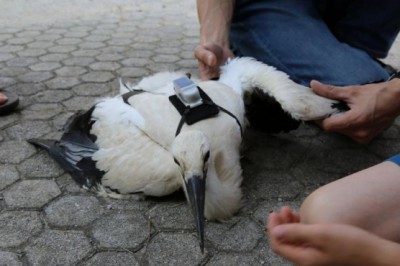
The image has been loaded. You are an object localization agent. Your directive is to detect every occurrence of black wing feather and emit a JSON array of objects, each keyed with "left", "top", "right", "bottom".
[
  {"left": 245, "top": 88, "right": 300, "bottom": 133},
  {"left": 28, "top": 106, "right": 104, "bottom": 189}
]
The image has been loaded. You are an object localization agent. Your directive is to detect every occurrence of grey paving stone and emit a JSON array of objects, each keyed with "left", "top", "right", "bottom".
[
  {"left": 16, "top": 30, "right": 42, "bottom": 38},
  {"left": 91, "top": 213, "right": 148, "bottom": 249},
  {"left": 145, "top": 232, "right": 206, "bottom": 266},
  {"left": 81, "top": 71, "right": 114, "bottom": 82},
  {"left": 30, "top": 62, "right": 61, "bottom": 71},
  {"left": 71, "top": 49, "right": 101, "bottom": 57},
  {"left": 177, "top": 59, "right": 198, "bottom": 69},
  {"left": 0, "top": 141, "right": 36, "bottom": 164},
  {"left": 51, "top": 111, "right": 75, "bottom": 131},
  {"left": 45, "top": 195, "right": 103, "bottom": 227},
  {"left": 0, "top": 211, "right": 42, "bottom": 248},
  {"left": 307, "top": 146, "right": 381, "bottom": 175},
  {"left": 39, "top": 53, "right": 69, "bottom": 62},
  {"left": 17, "top": 71, "right": 53, "bottom": 83},
  {"left": 79, "top": 42, "right": 106, "bottom": 49},
  {"left": 101, "top": 197, "right": 152, "bottom": 212},
  {"left": 84, "top": 252, "right": 139, "bottom": 266},
  {"left": 63, "top": 96, "right": 99, "bottom": 111},
  {"left": 18, "top": 152, "right": 64, "bottom": 178},
  {"left": 246, "top": 171, "right": 304, "bottom": 200},
  {"left": 91, "top": 29, "right": 114, "bottom": 36},
  {"left": 17, "top": 48, "right": 47, "bottom": 57},
  {"left": 254, "top": 236, "right": 292, "bottom": 266},
  {"left": 64, "top": 31, "right": 89, "bottom": 38},
  {"left": 125, "top": 49, "right": 154, "bottom": 58},
  {"left": 148, "top": 202, "right": 195, "bottom": 230},
  {"left": 72, "top": 82, "right": 112, "bottom": 96},
  {"left": 5, "top": 120, "right": 52, "bottom": 140},
  {"left": 20, "top": 103, "right": 63, "bottom": 120},
  {"left": 0, "top": 77, "right": 16, "bottom": 87},
  {"left": 0, "top": 28, "right": 21, "bottom": 34},
  {"left": 27, "top": 41, "right": 54, "bottom": 49},
  {"left": 151, "top": 54, "right": 180, "bottom": 63},
  {"left": 4, "top": 180, "right": 61, "bottom": 209},
  {"left": 117, "top": 67, "right": 149, "bottom": 78},
  {"left": 96, "top": 53, "right": 124, "bottom": 61},
  {"left": 107, "top": 38, "right": 132, "bottom": 46},
  {"left": 368, "top": 138, "right": 400, "bottom": 159},
  {"left": 48, "top": 45, "right": 77, "bottom": 53},
  {"left": 55, "top": 66, "right": 87, "bottom": 76},
  {"left": 56, "top": 173, "right": 87, "bottom": 193},
  {"left": 207, "top": 253, "right": 263, "bottom": 266},
  {"left": 44, "top": 76, "right": 80, "bottom": 89},
  {"left": 0, "top": 45, "right": 24, "bottom": 53},
  {"left": 101, "top": 46, "right": 126, "bottom": 53},
  {"left": 0, "top": 251, "right": 23, "bottom": 266},
  {"left": 0, "top": 66, "right": 28, "bottom": 77},
  {"left": 0, "top": 33, "right": 13, "bottom": 41},
  {"left": 0, "top": 52, "right": 15, "bottom": 62},
  {"left": 45, "top": 28, "right": 68, "bottom": 35},
  {"left": 35, "top": 34, "right": 62, "bottom": 41},
  {"left": 63, "top": 56, "right": 95, "bottom": 66},
  {"left": 56, "top": 37, "right": 81, "bottom": 45},
  {"left": 0, "top": 114, "right": 18, "bottom": 130},
  {"left": 25, "top": 230, "right": 93, "bottom": 266},
  {"left": 85, "top": 35, "right": 110, "bottom": 42},
  {"left": 10, "top": 82, "right": 45, "bottom": 96},
  {"left": 89, "top": 62, "right": 121, "bottom": 71},
  {"left": 33, "top": 90, "right": 73, "bottom": 103},
  {"left": 0, "top": 165, "right": 19, "bottom": 190},
  {"left": 206, "top": 218, "right": 263, "bottom": 252},
  {"left": 6, "top": 57, "right": 38, "bottom": 67},
  {"left": 121, "top": 58, "right": 148, "bottom": 67}
]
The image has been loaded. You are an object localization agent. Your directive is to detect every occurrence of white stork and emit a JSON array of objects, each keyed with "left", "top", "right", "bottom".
[{"left": 28, "top": 57, "right": 343, "bottom": 252}]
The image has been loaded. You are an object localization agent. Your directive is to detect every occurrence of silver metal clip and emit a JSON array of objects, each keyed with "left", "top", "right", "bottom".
[{"left": 173, "top": 76, "right": 202, "bottom": 108}]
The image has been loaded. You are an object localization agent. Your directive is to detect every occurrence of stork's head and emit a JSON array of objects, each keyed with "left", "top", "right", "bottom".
[{"left": 171, "top": 130, "right": 210, "bottom": 253}]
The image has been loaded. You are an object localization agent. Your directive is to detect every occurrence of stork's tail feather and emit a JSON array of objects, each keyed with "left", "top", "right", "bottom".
[{"left": 219, "top": 57, "right": 344, "bottom": 123}]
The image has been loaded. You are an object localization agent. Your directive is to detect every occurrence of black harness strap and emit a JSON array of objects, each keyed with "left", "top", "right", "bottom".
[
  {"left": 122, "top": 90, "right": 144, "bottom": 104},
  {"left": 121, "top": 86, "right": 243, "bottom": 138},
  {"left": 173, "top": 88, "right": 243, "bottom": 137}
]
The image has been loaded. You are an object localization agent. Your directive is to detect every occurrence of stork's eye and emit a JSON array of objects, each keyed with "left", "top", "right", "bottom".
[
  {"left": 173, "top": 157, "right": 181, "bottom": 166},
  {"left": 204, "top": 151, "right": 210, "bottom": 163}
]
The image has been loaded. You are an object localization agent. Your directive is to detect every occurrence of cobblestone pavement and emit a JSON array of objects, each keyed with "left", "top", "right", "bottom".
[{"left": 1, "top": 1, "right": 399, "bottom": 265}]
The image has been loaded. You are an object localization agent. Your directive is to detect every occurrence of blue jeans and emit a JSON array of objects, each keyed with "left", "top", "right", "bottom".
[{"left": 230, "top": 0, "right": 400, "bottom": 86}]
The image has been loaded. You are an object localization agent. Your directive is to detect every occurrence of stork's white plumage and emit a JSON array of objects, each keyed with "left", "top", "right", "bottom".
[
  {"left": 28, "top": 57, "right": 343, "bottom": 252},
  {"left": 91, "top": 78, "right": 244, "bottom": 222}
]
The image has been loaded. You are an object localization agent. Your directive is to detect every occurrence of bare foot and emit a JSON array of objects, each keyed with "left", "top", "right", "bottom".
[{"left": 0, "top": 92, "right": 7, "bottom": 105}]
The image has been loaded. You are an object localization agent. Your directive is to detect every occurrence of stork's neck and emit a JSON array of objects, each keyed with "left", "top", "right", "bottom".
[{"left": 204, "top": 158, "right": 242, "bottom": 221}]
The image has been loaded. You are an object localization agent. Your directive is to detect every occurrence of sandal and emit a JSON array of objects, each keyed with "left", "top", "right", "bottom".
[{"left": 0, "top": 90, "right": 19, "bottom": 115}]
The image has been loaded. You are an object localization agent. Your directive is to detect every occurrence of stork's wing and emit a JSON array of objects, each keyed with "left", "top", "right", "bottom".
[
  {"left": 219, "top": 57, "right": 348, "bottom": 124},
  {"left": 28, "top": 107, "right": 104, "bottom": 189},
  {"left": 90, "top": 96, "right": 182, "bottom": 197}
]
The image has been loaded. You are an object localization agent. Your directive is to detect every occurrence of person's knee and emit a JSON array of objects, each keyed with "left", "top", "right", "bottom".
[{"left": 299, "top": 186, "right": 345, "bottom": 224}]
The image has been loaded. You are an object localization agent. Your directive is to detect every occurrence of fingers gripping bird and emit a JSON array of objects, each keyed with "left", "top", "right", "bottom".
[{"left": 28, "top": 57, "right": 343, "bottom": 252}]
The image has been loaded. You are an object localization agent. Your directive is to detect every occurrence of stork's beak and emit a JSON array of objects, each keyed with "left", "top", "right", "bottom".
[{"left": 184, "top": 174, "right": 205, "bottom": 253}]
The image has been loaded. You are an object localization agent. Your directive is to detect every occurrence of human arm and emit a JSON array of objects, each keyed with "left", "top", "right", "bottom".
[
  {"left": 267, "top": 207, "right": 400, "bottom": 266},
  {"left": 195, "top": 0, "right": 235, "bottom": 80},
  {"left": 311, "top": 78, "right": 400, "bottom": 144}
]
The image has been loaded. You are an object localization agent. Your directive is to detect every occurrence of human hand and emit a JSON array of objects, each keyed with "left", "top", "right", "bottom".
[
  {"left": 311, "top": 79, "right": 400, "bottom": 144},
  {"left": 267, "top": 207, "right": 397, "bottom": 266},
  {"left": 194, "top": 43, "right": 234, "bottom": 80}
]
